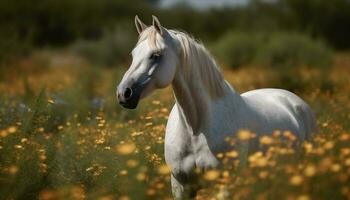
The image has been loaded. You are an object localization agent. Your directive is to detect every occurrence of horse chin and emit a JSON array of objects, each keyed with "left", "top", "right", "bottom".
[
  {"left": 120, "top": 95, "right": 140, "bottom": 109},
  {"left": 120, "top": 101, "right": 139, "bottom": 109},
  {"left": 118, "top": 80, "right": 153, "bottom": 109}
]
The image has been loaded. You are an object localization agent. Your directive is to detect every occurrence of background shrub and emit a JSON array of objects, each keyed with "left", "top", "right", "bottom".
[
  {"left": 211, "top": 32, "right": 260, "bottom": 69},
  {"left": 211, "top": 31, "right": 332, "bottom": 69},
  {"left": 71, "top": 26, "right": 136, "bottom": 67},
  {"left": 256, "top": 33, "right": 332, "bottom": 68}
]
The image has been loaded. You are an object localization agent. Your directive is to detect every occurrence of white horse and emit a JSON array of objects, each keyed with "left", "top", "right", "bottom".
[{"left": 117, "top": 15, "right": 317, "bottom": 199}]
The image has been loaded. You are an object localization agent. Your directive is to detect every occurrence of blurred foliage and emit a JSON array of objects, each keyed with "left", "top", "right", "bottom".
[
  {"left": 211, "top": 31, "right": 332, "bottom": 69},
  {"left": 71, "top": 25, "right": 136, "bottom": 66},
  {"left": 281, "top": 0, "right": 350, "bottom": 49},
  {"left": 0, "top": 0, "right": 349, "bottom": 64},
  {"left": 0, "top": 0, "right": 154, "bottom": 63},
  {"left": 211, "top": 32, "right": 261, "bottom": 68},
  {"left": 256, "top": 32, "right": 332, "bottom": 68},
  {"left": 0, "top": 0, "right": 153, "bottom": 44}
]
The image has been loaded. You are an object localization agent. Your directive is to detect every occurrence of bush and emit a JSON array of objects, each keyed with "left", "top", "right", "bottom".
[
  {"left": 72, "top": 26, "right": 136, "bottom": 66},
  {"left": 211, "top": 31, "right": 332, "bottom": 69},
  {"left": 256, "top": 33, "right": 333, "bottom": 68},
  {"left": 0, "top": 30, "right": 32, "bottom": 65},
  {"left": 211, "top": 32, "right": 261, "bottom": 69}
]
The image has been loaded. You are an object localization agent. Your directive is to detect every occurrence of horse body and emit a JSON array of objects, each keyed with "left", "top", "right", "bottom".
[
  {"left": 117, "top": 16, "right": 317, "bottom": 199},
  {"left": 165, "top": 77, "right": 316, "bottom": 198}
]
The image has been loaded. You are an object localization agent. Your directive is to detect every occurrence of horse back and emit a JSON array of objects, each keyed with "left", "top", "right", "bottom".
[{"left": 241, "top": 88, "right": 317, "bottom": 139}]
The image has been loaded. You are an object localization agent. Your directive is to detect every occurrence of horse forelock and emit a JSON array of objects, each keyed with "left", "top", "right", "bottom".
[{"left": 137, "top": 27, "right": 162, "bottom": 50}]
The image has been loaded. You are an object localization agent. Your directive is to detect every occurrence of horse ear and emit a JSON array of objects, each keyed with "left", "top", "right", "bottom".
[
  {"left": 152, "top": 15, "right": 164, "bottom": 36},
  {"left": 135, "top": 15, "right": 147, "bottom": 35}
]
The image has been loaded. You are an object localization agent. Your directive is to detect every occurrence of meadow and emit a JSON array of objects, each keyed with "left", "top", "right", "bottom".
[{"left": 0, "top": 48, "right": 350, "bottom": 200}]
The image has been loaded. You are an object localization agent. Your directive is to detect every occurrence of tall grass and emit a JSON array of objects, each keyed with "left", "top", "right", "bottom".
[{"left": 0, "top": 51, "right": 349, "bottom": 199}]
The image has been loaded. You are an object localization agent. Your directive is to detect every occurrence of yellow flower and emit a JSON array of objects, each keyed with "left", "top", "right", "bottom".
[
  {"left": 160, "top": 108, "right": 168, "bottom": 113},
  {"left": 340, "top": 148, "right": 350, "bottom": 156},
  {"left": 47, "top": 99, "right": 55, "bottom": 104},
  {"left": 136, "top": 172, "right": 146, "bottom": 181},
  {"left": 116, "top": 143, "right": 136, "bottom": 155},
  {"left": 297, "top": 195, "right": 311, "bottom": 200},
  {"left": 303, "top": 142, "right": 313, "bottom": 153},
  {"left": 324, "top": 141, "right": 334, "bottom": 150},
  {"left": 331, "top": 164, "right": 341, "bottom": 172},
  {"left": 7, "top": 126, "right": 17, "bottom": 133},
  {"left": 0, "top": 130, "right": 8, "bottom": 137},
  {"left": 151, "top": 100, "right": 160, "bottom": 105},
  {"left": 272, "top": 130, "right": 281, "bottom": 137},
  {"left": 119, "top": 170, "right": 128, "bottom": 176},
  {"left": 118, "top": 196, "right": 130, "bottom": 200},
  {"left": 256, "top": 157, "right": 268, "bottom": 167},
  {"left": 217, "top": 153, "right": 224, "bottom": 158},
  {"left": 259, "top": 171, "right": 269, "bottom": 179},
  {"left": 39, "top": 189, "right": 57, "bottom": 200},
  {"left": 304, "top": 165, "right": 316, "bottom": 177},
  {"left": 146, "top": 188, "right": 156, "bottom": 196},
  {"left": 126, "top": 159, "right": 139, "bottom": 168},
  {"left": 222, "top": 170, "right": 230, "bottom": 178},
  {"left": 97, "top": 123, "right": 104, "bottom": 127},
  {"left": 339, "top": 133, "right": 350, "bottom": 141},
  {"left": 283, "top": 131, "right": 296, "bottom": 141},
  {"left": 226, "top": 150, "right": 238, "bottom": 158},
  {"left": 157, "top": 164, "right": 171, "bottom": 175},
  {"left": 289, "top": 175, "right": 303, "bottom": 186},
  {"left": 144, "top": 146, "right": 151, "bottom": 150},
  {"left": 345, "top": 158, "right": 350, "bottom": 166},
  {"left": 259, "top": 136, "right": 274, "bottom": 145},
  {"left": 204, "top": 170, "right": 220, "bottom": 181},
  {"left": 8, "top": 165, "right": 18, "bottom": 174},
  {"left": 319, "top": 157, "right": 333, "bottom": 171},
  {"left": 155, "top": 183, "right": 165, "bottom": 189},
  {"left": 237, "top": 129, "right": 252, "bottom": 141},
  {"left": 131, "top": 131, "right": 143, "bottom": 137},
  {"left": 71, "top": 185, "right": 85, "bottom": 200},
  {"left": 95, "top": 138, "right": 105, "bottom": 144},
  {"left": 145, "top": 122, "right": 153, "bottom": 127}
]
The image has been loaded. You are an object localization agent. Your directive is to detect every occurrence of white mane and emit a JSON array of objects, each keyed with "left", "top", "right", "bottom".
[{"left": 138, "top": 27, "right": 226, "bottom": 99}]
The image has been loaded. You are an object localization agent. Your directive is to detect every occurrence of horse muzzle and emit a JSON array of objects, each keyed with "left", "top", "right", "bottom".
[{"left": 117, "top": 83, "right": 142, "bottom": 109}]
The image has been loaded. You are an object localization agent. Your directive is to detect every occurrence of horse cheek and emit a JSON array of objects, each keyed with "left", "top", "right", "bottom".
[{"left": 156, "top": 62, "right": 176, "bottom": 88}]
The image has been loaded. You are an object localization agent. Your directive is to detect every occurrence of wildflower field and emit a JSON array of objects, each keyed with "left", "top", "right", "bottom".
[{"left": 0, "top": 52, "right": 350, "bottom": 200}]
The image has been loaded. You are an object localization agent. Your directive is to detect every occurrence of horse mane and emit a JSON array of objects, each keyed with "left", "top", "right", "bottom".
[{"left": 138, "top": 27, "right": 226, "bottom": 99}]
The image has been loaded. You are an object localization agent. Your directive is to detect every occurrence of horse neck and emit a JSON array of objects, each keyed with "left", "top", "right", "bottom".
[{"left": 171, "top": 66, "right": 214, "bottom": 134}]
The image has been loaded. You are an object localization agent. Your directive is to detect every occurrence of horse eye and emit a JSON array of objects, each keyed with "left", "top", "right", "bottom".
[{"left": 149, "top": 52, "right": 161, "bottom": 60}]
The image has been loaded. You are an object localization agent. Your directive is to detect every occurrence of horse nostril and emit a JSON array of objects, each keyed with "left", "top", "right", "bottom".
[{"left": 124, "top": 88, "right": 133, "bottom": 100}]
